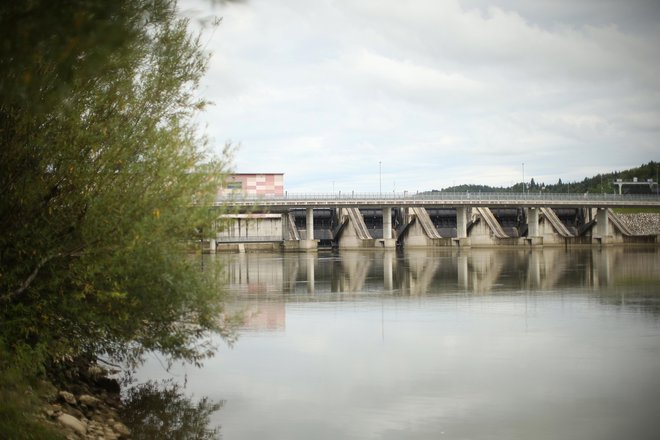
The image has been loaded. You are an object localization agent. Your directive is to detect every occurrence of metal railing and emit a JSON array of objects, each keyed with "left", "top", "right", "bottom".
[
  {"left": 216, "top": 192, "right": 660, "bottom": 205},
  {"left": 216, "top": 236, "right": 283, "bottom": 243}
]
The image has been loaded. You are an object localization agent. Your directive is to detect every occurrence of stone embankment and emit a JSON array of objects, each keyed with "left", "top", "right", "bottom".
[
  {"left": 617, "top": 213, "right": 660, "bottom": 236},
  {"left": 41, "top": 365, "right": 130, "bottom": 440}
]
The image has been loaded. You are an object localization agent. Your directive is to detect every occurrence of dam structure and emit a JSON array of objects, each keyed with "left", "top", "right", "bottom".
[{"left": 209, "top": 192, "right": 660, "bottom": 251}]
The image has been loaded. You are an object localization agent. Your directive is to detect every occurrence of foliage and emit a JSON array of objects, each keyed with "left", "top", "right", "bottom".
[
  {"left": 0, "top": 0, "right": 233, "bottom": 379},
  {"left": 436, "top": 161, "right": 659, "bottom": 194},
  {"left": 0, "top": 339, "right": 66, "bottom": 440},
  {"left": 122, "top": 380, "right": 222, "bottom": 440}
]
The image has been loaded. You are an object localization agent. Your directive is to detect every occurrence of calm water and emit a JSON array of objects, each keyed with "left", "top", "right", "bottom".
[{"left": 137, "top": 247, "right": 660, "bottom": 440}]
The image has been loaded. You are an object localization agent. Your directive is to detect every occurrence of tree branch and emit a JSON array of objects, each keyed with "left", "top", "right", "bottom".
[
  {"left": 3, "top": 253, "right": 63, "bottom": 302},
  {"left": 3, "top": 247, "right": 84, "bottom": 302}
]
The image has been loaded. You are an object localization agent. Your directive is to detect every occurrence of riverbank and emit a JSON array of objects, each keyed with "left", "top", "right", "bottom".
[{"left": 40, "top": 362, "right": 130, "bottom": 440}]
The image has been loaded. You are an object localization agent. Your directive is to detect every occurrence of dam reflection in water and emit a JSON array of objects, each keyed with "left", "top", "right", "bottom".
[{"left": 224, "top": 248, "right": 659, "bottom": 332}]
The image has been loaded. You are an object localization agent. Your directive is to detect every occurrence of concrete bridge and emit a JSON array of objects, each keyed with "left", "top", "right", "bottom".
[{"left": 209, "top": 192, "right": 660, "bottom": 251}]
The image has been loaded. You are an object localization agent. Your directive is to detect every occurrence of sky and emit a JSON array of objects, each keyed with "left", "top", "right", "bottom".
[{"left": 179, "top": 0, "right": 660, "bottom": 193}]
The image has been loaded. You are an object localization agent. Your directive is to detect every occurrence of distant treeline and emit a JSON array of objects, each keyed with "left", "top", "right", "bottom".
[{"left": 431, "top": 161, "right": 659, "bottom": 195}]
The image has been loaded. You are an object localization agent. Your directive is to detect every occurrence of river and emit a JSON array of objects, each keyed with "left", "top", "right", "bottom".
[{"left": 137, "top": 247, "right": 660, "bottom": 440}]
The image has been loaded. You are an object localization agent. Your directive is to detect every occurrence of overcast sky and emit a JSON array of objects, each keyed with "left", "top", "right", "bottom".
[{"left": 179, "top": 0, "right": 660, "bottom": 193}]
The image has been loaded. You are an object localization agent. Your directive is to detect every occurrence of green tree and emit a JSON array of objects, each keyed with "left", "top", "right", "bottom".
[{"left": 0, "top": 0, "right": 233, "bottom": 380}]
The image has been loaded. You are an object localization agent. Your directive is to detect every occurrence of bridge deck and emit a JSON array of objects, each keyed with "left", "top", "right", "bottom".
[{"left": 215, "top": 192, "right": 660, "bottom": 211}]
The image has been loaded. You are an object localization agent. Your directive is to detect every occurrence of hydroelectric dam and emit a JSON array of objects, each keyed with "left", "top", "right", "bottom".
[{"left": 207, "top": 192, "right": 660, "bottom": 251}]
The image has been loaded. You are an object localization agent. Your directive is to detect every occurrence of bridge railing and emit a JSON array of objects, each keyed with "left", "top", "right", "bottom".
[{"left": 215, "top": 192, "right": 660, "bottom": 204}]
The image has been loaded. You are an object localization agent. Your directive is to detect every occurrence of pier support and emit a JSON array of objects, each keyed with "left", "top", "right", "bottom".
[
  {"left": 527, "top": 207, "right": 539, "bottom": 237},
  {"left": 380, "top": 207, "right": 396, "bottom": 248},
  {"left": 455, "top": 206, "right": 470, "bottom": 246},
  {"left": 206, "top": 238, "right": 216, "bottom": 254},
  {"left": 383, "top": 207, "right": 392, "bottom": 239},
  {"left": 525, "top": 207, "right": 542, "bottom": 246},
  {"left": 306, "top": 208, "right": 314, "bottom": 240},
  {"left": 294, "top": 207, "right": 317, "bottom": 251},
  {"left": 595, "top": 208, "right": 611, "bottom": 244}
]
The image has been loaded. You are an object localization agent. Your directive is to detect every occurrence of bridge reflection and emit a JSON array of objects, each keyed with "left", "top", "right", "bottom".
[{"left": 221, "top": 248, "right": 660, "bottom": 331}]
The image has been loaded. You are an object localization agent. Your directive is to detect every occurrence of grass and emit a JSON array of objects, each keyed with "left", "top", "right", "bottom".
[
  {"left": 613, "top": 207, "right": 660, "bottom": 214},
  {"left": 0, "top": 403, "right": 67, "bottom": 440},
  {"left": 0, "top": 349, "right": 67, "bottom": 440}
]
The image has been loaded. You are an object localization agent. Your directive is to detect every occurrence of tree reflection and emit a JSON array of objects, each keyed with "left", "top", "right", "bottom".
[{"left": 122, "top": 380, "right": 222, "bottom": 440}]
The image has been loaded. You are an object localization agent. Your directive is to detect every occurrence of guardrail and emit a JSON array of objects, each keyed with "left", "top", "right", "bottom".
[
  {"left": 215, "top": 192, "right": 660, "bottom": 207},
  {"left": 216, "top": 236, "right": 283, "bottom": 243}
]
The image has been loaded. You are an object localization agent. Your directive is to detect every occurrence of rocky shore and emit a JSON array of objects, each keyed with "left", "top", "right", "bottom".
[
  {"left": 617, "top": 213, "right": 660, "bottom": 236},
  {"left": 40, "top": 364, "right": 131, "bottom": 440}
]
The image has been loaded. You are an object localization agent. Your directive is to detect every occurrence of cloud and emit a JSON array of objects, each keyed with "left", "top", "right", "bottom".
[{"left": 180, "top": 0, "right": 660, "bottom": 190}]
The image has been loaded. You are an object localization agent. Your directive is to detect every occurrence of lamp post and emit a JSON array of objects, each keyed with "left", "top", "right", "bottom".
[
  {"left": 379, "top": 161, "right": 382, "bottom": 196},
  {"left": 522, "top": 162, "right": 525, "bottom": 195}
]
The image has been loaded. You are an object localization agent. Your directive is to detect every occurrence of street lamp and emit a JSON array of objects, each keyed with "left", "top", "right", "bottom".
[
  {"left": 379, "top": 161, "right": 382, "bottom": 196},
  {"left": 522, "top": 162, "right": 525, "bottom": 195}
]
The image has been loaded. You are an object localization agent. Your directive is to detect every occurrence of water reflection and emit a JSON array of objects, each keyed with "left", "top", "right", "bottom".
[
  {"left": 122, "top": 380, "right": 222, "bottom": 440},
  {"left": 224, "top": 247, "right": 660, "bottom": 298},
  {"left": 224, "top": 247, "right": 660, "bottom": 332}
]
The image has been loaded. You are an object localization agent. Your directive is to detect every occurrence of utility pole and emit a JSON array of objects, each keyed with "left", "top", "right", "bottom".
[
  {"left": 522, "top": 162, "right": 525, "bottom": 195},
  {"left": 379, "top": 161, "right": 382, "bottom": 196}
]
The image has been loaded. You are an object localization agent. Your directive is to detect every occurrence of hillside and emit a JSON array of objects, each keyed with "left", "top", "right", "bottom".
[{"left": 433, "top": 161, "right": 659, "bottom": 195}]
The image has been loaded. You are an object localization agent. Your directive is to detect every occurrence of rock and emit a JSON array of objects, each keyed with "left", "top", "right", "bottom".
[
  {"left": 618, "top": 213, "right": 660, "bottom": 235},
  {"left": 79, "top": 394, "right": 102, "bottom": 408},
  {"left": 58, "top": 413, "right": 87, "bottom": 436},
  {"left": 59, "top": 391, "right": 77, "bottom": 405},
  {"left": 112, "top": 421, "right": 131, "bottom": 437},
  {"left": 67, "top": 405, "right": 85, "bottom": 420}
]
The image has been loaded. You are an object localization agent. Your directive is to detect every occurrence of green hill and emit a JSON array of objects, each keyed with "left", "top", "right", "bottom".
[{"left": 432, "top": 161, "right": 659, "bottom": 195}]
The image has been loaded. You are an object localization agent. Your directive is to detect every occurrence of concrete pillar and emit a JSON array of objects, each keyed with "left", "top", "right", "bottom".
[
  {"left": 402, "top": 207, "right": 410, "bottom": 225},
  {"left": 383, "top": 207, "right": 392, "bottom": 239},
  {"left": 306, "top": 208, "right": 314, "bottom": 240},
  {"left": 208, "top": 238, "right": 216, "bottom": 253},
  {"left": 527, "top": 207, "right": 539, "bottom": 237},
  {"left": 282, "top": 213, "right": 289, "bottom": 240},
  {"left": 456, "top": 206, "right": 468, "bottom": 239},
  {"left": 596, "top": 208, "right": 609, "bottom": 237}
]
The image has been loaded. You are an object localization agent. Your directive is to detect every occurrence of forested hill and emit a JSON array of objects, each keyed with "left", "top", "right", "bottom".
[{"left": 433, "top": 161, "right": 659, "bottom": 195}]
